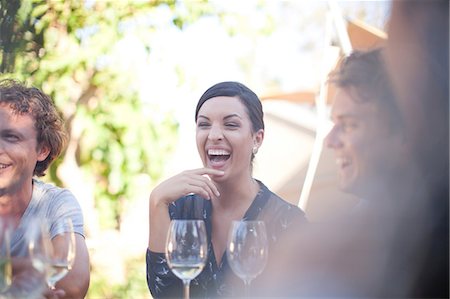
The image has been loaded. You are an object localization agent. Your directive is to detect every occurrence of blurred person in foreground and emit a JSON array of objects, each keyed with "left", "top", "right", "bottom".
[
  {"left": 147, "top": 81, "right": 306, "bottom": 298},
  {"left": 261, "top": 2, "right": 448, "bottom": 297},
  {"left": 323, "top": 47, "right": 447, "bottom": 296},
  {"left": 384, "top": 0, "right": 449, "bottom": 297},
  {"left": 0, "top": 79, "right": 90, "bottom": 298},
  {"left": 262, "top": 46, "right": 447, "bottom": 297}
]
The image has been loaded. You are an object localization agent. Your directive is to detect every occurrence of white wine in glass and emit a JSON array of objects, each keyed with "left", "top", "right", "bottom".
[
  {"left": 227, "top": 220, "right": 268, "bottom": 297},
  {"left": 165, "top": 220, "right": 208, "bottom": 299},
  {"left": 28, "top": 217, "right": 76, "bottom": 290}
]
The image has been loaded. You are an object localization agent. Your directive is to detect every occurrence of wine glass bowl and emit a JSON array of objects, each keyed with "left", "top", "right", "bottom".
[
  {"left": 165, "top": 220, "right": 208, "bottom": 299},
  {"left": 227, "top": 220, "right": 268, "bottom": 296},
  {"left": 28, "top": 217, "right": 76, "bottom": 289}
]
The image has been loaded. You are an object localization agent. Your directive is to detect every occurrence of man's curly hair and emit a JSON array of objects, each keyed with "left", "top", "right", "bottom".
[{"left": 0, "top": 79, "right": 68, "bottom": 176}]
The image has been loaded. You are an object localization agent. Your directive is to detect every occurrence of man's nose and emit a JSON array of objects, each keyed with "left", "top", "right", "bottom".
[{"left": 324, "top": 125, "right": 342, "bottom": 149}]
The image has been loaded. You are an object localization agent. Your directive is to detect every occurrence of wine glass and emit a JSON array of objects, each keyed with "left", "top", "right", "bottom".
[
  {"left": 0, "top": 218, "right": 46, "bottom": 299},
  {"left": 28, "top": 217, "right": 76, "bottom": 290},
  {"left": 165, "top": 220, "right": 208, "bottom": 299},
  {"left": 227, "top": 220, "right": 269, "bottom": 297},
  {"left": 0, "top": 218, "right": 12, "bottom": 293}
]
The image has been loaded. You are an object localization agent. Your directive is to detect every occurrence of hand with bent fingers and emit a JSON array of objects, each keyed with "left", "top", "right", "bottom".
[{"left": 150, "top": 168, "right": 224, "bottom": 206}]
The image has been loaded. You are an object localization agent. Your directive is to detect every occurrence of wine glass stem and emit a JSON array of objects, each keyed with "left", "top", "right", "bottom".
[
  {"left": 244, "top": 280, "right": 251, "bottom": 299},
  {"left": 183, "top": 280, "right": 190, "bottom": 299}
]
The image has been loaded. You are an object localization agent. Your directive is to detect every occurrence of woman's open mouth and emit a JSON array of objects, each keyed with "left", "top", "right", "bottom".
[{"left": 207, "top": 149, "right": 231, "bottom": 167}]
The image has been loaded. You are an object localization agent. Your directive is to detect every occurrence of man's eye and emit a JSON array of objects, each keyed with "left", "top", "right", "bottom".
[
  {"left": 342, "top": 122, "right": 357, "bottom": 131},
  {"left": 4, "top": 134, "right": 19, "bottom": 141}
]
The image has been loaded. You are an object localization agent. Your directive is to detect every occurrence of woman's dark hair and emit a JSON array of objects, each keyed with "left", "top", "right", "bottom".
[{"left": 195, "top": 81, "right": 264, "bottom": 133}]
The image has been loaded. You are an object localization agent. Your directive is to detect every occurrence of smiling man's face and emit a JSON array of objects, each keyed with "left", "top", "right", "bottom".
[
  {"left": 325, "top": 88, "right": 403, "bottom": 198},
  {"left": 0, "top": 104, "right": 49, "bottom": 198}
]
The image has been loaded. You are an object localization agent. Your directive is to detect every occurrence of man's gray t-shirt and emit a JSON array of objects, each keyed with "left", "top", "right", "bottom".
[{"left": 11, "top": 179, "right": 85, "bottom": 256}]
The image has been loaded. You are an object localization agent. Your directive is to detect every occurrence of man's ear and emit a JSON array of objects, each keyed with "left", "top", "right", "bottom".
[{"left": 37, "top": 145, "right": 50, "bottom": 162}]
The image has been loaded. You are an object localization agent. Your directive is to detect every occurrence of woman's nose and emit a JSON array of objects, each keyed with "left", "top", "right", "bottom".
[{"left": 208, "top": 124, "right": 223, "bottom": 141}]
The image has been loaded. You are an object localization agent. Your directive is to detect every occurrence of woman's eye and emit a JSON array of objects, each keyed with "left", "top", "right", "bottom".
[
  {"left": 197, "top": 122, "right": 210, "bottom": 128},
  {"left": 225, "top": 123, "right": 239, "bottom": 128}
]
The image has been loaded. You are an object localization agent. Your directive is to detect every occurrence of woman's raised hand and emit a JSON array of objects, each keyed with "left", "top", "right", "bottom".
[
  {"left": 148, "top": 168, "right": 224, "bottom": 252},
  {"left": 150, "top": 168, "right": 224, "bottom": 206}
]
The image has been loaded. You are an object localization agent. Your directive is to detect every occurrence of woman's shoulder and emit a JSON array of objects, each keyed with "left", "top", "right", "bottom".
[
  {"left": 257, "top": 181, "right": 301, "bottom": 209},
  {"left": 257, "top": 180, "right": 307, "bottom": 222}
]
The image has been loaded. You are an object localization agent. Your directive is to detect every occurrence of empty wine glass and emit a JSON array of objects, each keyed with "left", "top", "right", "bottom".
[
  {"left": 227, "top": 220, "right": 268, "bottom": 297},
  {"left": 0, "top": 218, "right": 12, "bottom": 294},
  {"left": 165, "top": 220, "right": 208, "bottom": 299},
  {"left": 28, "top": 217, "right": 76, "bottom": 290}
]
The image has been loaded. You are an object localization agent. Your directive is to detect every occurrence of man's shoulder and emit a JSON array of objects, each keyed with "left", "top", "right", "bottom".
[
  {"left": 32, "top": 178, "right": 74, "bottom": 200},
  {"left": 33, "top": 178, "right": 62, "bottom": 191}
]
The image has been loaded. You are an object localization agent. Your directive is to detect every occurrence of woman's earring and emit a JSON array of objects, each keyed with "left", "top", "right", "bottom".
[{"left": 252, "top": 146, "right": 258, "bottom": 155}]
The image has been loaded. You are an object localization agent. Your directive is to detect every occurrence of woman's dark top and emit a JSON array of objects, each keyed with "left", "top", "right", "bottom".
[{"left": 146, "top": 180, "right": 306, "bottom": 298}]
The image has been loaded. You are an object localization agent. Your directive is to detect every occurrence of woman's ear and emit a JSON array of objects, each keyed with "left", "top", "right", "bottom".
[{"left": 254, "top": 129, "right": 264, "bottom": 149}]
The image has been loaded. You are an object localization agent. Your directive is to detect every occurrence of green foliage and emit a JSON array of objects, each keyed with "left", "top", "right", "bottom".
[{"left": 0, "top": 0, "right": 183, "bottom": 230}]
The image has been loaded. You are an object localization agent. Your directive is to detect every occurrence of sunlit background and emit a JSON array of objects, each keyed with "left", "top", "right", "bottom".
[{"left": 0, "top": 1, "right": 390, "bottom": 297}]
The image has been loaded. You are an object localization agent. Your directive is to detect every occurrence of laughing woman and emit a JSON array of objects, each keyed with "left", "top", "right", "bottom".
[{"left": 146, "top": 81, "right": 306, "bottom": 298}]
